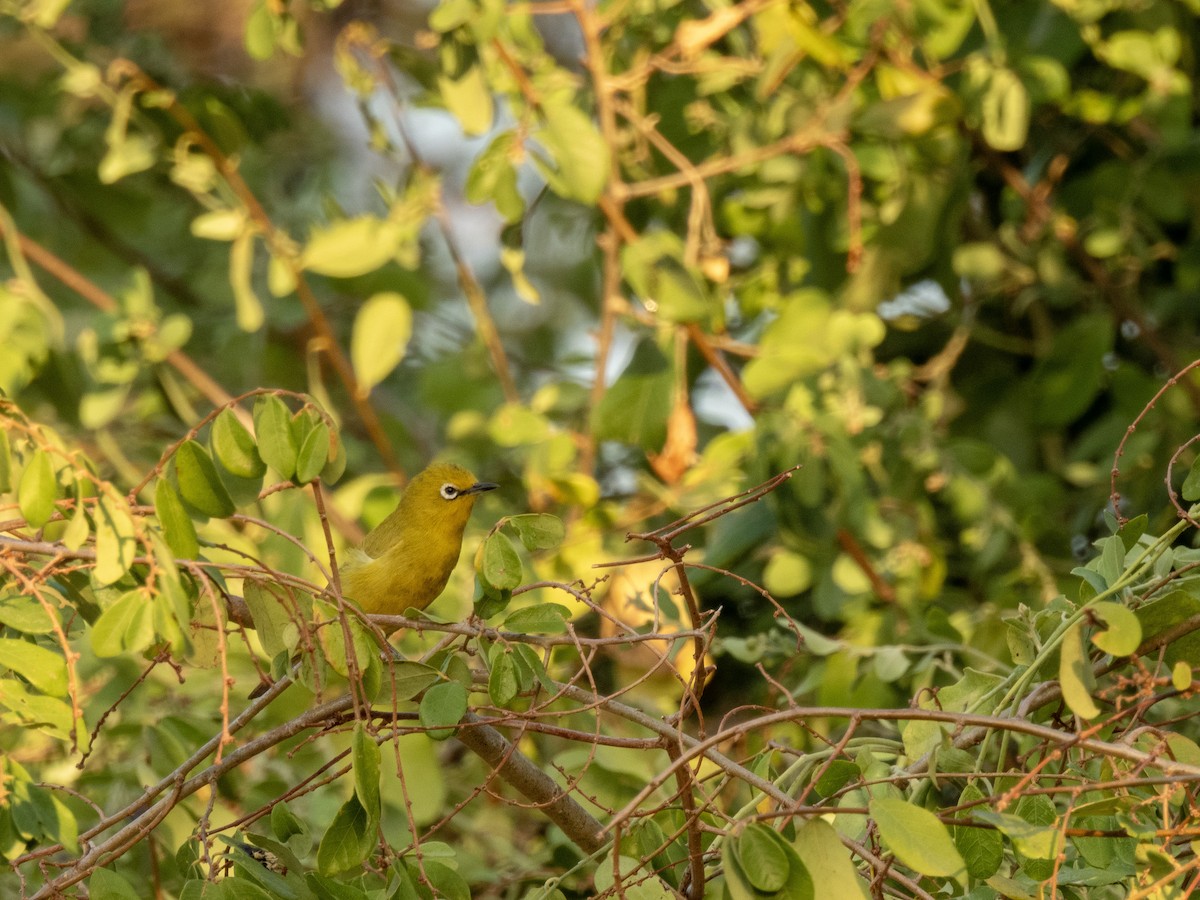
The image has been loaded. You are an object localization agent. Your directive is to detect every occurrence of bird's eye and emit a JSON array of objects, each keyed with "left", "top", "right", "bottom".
[{"left": 440, "top": 483, "right": 460, "bottom": 500}]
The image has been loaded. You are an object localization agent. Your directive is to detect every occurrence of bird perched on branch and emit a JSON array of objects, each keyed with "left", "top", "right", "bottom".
[
  {"left": 338, "top": 462, "right": 498, "bottom": 618},
  {"left": 249, "top": 462, "right": 496, "bottom": 698}
]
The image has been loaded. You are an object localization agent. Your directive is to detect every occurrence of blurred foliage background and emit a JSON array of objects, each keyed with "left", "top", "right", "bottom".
[{"left": 2, "top": 0, "right": 1200, "bottom": 895}]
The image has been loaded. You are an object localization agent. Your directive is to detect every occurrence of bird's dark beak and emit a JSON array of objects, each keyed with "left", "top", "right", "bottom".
[{"left": 464, "top": 481, "right": 499, "bottom": 495}]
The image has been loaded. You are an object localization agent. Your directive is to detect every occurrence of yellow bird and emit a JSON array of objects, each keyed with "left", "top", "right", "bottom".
[
  {"left": 338, "top": 462, "right": 498, "bottom": 617},
  {"left": 249, "top": 463, "right": 495, "bottom": 698}
]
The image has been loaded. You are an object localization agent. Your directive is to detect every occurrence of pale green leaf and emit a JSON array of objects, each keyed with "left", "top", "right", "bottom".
[
  {"left": 0, "top": 638, "right": 67, "bottom": 695},
  {"left": 90, "top": 591, "right": 153, "bottom": 658},
  {"left": 301, "top": 217, "right": 401, "bottom": 278},
  {"left": 870, "top": 797, "right": 966, "bottom": 883},
  {"left": 351, "top": 292, "right": 412, "bottom": 394},
  {"left": 18, "top": 450, "right": 56, "bottom": 529},
  {"left": 1090, "top": 601, "right": 1141, "bottom": 657},
  {"left": 1060, "top": 621, "right": 1101, "bottom": 719}
]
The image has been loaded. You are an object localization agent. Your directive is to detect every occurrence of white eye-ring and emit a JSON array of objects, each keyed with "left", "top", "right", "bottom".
[{"left": 440, "top": 483, "right": 460, "bottom": 500}]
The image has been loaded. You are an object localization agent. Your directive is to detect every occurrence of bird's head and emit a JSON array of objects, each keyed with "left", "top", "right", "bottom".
[{"left": 361, "top": 462, "right": 495, "bottom": 552}]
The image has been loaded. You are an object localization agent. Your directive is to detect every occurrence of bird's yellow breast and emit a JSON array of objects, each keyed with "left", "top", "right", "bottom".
[{"left": 339, "top": 536, "right": 462, "bottom": 616}]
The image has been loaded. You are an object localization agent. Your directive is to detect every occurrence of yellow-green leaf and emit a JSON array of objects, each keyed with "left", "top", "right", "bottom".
[
  {"left": 351, "top": 292, "right": 412, "bottom": 395},
  {"left": 301, "top": 217, "right": 401, "bottom": 278},
  {"left": 93, "top": 493, "right": 138, "bottom": 587},
  {"left": 870, "top": 797, "right": 967, "bottom": 884},
  {"left": 90, "top": 590, "right": 153, "bottom": 657},
  {"left": 18, "top": 450, "right": 57, "bottom": 529},
  {"left": 1090, "top": 601, "right": 1141, "bottom": 657},
  {"left": 1060, "top": 621, "right": 1101, "bottom": 719},
  {"left": 0, "top": 638, "right": 67, "bottom": 695},
  {"left": 230, "top": 228, "right": 265, "bottom": 332}
]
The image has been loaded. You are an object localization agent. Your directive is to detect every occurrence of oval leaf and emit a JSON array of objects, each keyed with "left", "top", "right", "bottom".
[
  {"left": 211, "top": 408, "right": 266, "bottom": 479},
  {"left": 501, "top": 603, "right": 570, "bottom": 635},
  {"left": 1091, "top": 601, "right": 1141, "bottom": 657},
  {"left": 90, "top": 590, "right": 153, "bottom": 658},
  {"left": 294, "top": 416, "right": 330, "bottom": 485},
  {"left": 1060, "top": 621, "right": 1101, "bottom": 719},
  {"left": 419, "top": 681, "right": 468, "bottom": 741},
  {"left": 488, "top": 651, "right": 519, "bottom": 707},
  {"left": 736, "top": 823, "right": 790, "bottom": 892},
  {"left": 0, "top": 637, "right": 68, "bottom": 695},
  {"left": 93, "top": 494, "right": 138, "bottom": 587},
  {"left": 154, "top": 478, "right": 198, "bottom": 560},
  {"left": 481, "top": 532, "right": 522, "bottom": 591},
  {"left": 18, "top": 450, "right": 57, "bottom": 529},
  {"left": 507, "top": 513, "right": 565, "bottom": 551},
  {"left": 870, "top": 797, "right": 966, "bottom": 883},
  {"left": 351, "top": 292, "right": 413, "bottom": 395},
  {"left": 253, "top": 395, "right": 297, "bottom": 480},
  {"left": 174, "top": 440, "right": 235, "bottom": 519}
]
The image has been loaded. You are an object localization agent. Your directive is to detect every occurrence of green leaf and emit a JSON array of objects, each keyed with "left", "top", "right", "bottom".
[
  {"left": 439, "top": 66, "right": 494, "bottom": 136},
  {"left": 1029, "top": 314, "right": 1113, "bottom": 427},
  {"left": 93, "top": 493, "right": 138, "bottom": 587},
  {"left": 175, "top": 440, "right": 236, "bottom": 519},
  {"left": 481, "top": 532, "right": 522, "bottom": 591},
  {"left": 506, "top": 513, "right": 565, "bottom": 551},
  {"left": 60, "top": 505, "right": 89, "bottom": 551},
  {"left": 981, "top": 65, "right": 1029, "bottom": 151},
  {"left": 294, "top": 415, "right": 330, "bottom": 485},
  {"left": 621, "top": 233, "right": 712, "bottom": 323},
  {"left": 1136, "top": 590, "right": 1200, "bottom": 667},
  {"left": 0, "top": 427, "right": 12, "bottom": 493},
  {"left": 378, "top": 660, "right": 441, "bottom": 702},
  {"left": 870, "top": 797, "right": 967, "bottom": 884},
  {"left": 90, "top": 591, "right": 153, "bottom": 658},
  {"left": 301, "top": 217, "right": 401, "bottom": 278},
  {"left": 89, "top": 867, "right": 142, "bottom": 900},
  {"left": 271, "top": 802, "right": 308, "bottom": 842},
  {"left": 352, "top": 722, "right": 381, "bottom": 816},
  {"left": 190, "top": 208, "right": 245, "bottom": 241},
  {"left": 592, "top": 339, "right": 672, "bottom": 450},
  {"left": 211, "top": 409, "right": 266, "bottom": 479},
  {"left": 531, "top": 101, "right": 610, "bottom": 205},
  {"left": 154, "top": 478, "right": 198, "bottom": 560},
  {"left": 230, "top": 228, "right": 265, "bottom": 332},
  {"left": 737, "top": 824, "right": 790, "bottom": 892},
  {"left": 1183, "top": 457, "right": 1200, "bottom": 502},
  {"left": 501, "top": 603, "right": 570, "bottom": 634},
  {"left": 0, "top": 638, "right": 67, "bottom": 695},
  {"left": 316, "top": 794, "right": 374, "bottom": 875},
  {"left": 243, "top": 580, "right": 303, "bottom": 659},
  {"left": 953, "top": 784, "right": 1003, "bottom": 880},
  {"left": 1060, "top": 621, "right": 1101, "bottom": 719},
  {"left": 464, "top": 131, "right": 524, "bottom": 222},
  {"left": 975, "top": 808, "right": 1060, "bottom": 863},
  {"left": 351, "top": 292, "right": 412, "bottom": 395},
  {"left": 18, "top": 449, "right": 56, "bottom": 529},
  {"left": 419, "top": 681, "right": 468, "bottom": 741},
  {"left": 253, "top": 395, "right": 297, "bottom": 480},
  {"left": 1090, "top": 601, "right": 1141, "bottom": 657},
  {"left": 1117, "top": 513, "right": 1148, "bottom": 551},
  {"left": 723, "top": 823, "right": 814, "bottom": 900},
  {"left": 0, "top": 594, "right": 57, "bottom": 635},
  {"left": 763, "top": 550, "right": 814, "bottom": 597},
  {"left": 487, "top": 650, "right": 519, "bottom": 706},
  {"left": 790, "top": 819, "right": 862, "bottom": 900}
]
